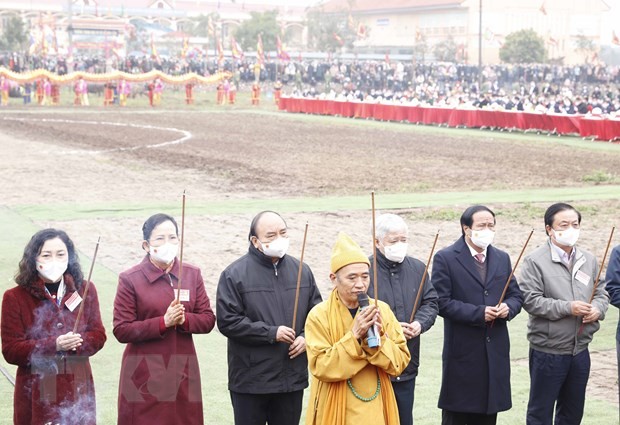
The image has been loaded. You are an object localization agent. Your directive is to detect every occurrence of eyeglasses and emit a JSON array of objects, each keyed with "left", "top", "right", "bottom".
[{"left": 148, "top": 235, "right": 179, "bottom": 247}]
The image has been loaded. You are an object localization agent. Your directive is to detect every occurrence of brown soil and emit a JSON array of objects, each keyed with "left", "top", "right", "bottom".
[
  {"left": 1, "top": 108, "right": 618, "bottom": 407},
  {"left": 2, "top": 109, "right": 619, "bottom": 197}
]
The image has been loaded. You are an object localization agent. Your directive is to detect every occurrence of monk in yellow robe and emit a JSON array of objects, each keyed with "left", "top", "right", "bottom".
[{"left": 305, "top": 232, "right": 410, "bottom": 425}]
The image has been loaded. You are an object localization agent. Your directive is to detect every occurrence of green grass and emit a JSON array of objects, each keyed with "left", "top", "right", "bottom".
[
  {"left": 1, "top": 198, "right": 618, "bottom": 424},
  {"left": 10, "top": 185, "right": 620, "bottom": 223}
]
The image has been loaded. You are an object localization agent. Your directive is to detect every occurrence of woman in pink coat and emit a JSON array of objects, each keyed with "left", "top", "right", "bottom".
[
  {"left": 1, "top": 228, "right": 107, "bottom": 425},
  {"left": 113, "top": 213, "right": 216, "bottom": 425}
]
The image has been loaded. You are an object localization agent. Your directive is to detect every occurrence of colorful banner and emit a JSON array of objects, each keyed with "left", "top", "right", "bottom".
[
  {"left": 257, "top": 34, "right": 265, "bottom": 65},
  {"left": 276, "top": 36, "right": 290, "bottom": 61},
  {"left": 0, "top": 67, "right": 231, "bottom": 85}
]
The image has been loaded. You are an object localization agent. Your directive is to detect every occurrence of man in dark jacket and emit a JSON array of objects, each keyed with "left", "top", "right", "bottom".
[
  {"left": 368, "top": 213, "right": 438, "bottom": 425},
  {"left": 606, "top": 244, "right": 620, "bottom": 422},
  {"left": 433, "top": 205, "right": 523, "bottom": 425},
  {"left": 216, "top": 211, "right": 322, "bottom": 425}
]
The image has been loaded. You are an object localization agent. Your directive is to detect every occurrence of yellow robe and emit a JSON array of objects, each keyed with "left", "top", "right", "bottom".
[{"left": 305, "top": 290, "right": 411, "bottom": 425}]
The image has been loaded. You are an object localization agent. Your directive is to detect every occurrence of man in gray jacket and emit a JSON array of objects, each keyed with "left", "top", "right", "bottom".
[{"left": 519, "top": 203, "right": 609, "bottom": 425}]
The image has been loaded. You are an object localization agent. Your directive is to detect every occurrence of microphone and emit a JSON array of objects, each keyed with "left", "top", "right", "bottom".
[{"left": 357, "top": 293, "right": 380, "bottom": 348}]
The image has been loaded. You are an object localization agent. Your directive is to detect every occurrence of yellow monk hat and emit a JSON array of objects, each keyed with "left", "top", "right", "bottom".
[{"left": 330, "top": 232, "right": 370, "bottom": 274}]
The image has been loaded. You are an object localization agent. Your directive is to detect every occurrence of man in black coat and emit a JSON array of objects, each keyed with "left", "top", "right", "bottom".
[
  {"left": 433, "top": 205, "right": 523, "bottom": 425},
  {"left": 368, "top": 213, "right": 438, "bottom": 425},
  {"left": 216, "top": 211, "right": 322, "bottom": 425}
]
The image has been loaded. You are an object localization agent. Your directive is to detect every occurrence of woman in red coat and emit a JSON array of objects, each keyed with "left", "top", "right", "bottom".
[
  {"left": 113, "top": 213, "right": 216, "bottom": 425},
  {"left": 1, "top": 229, "right": 107, "bottom": 425}
]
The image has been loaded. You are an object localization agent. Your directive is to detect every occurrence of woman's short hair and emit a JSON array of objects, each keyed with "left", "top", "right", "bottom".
[{"left": 142, "top": 213, "right": 178, "bottom": 241}]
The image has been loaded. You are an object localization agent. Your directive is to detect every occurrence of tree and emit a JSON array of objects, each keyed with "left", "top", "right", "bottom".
[
  {"left": 433, "top": 36, "right": 458, "bottom": 62},
  {"left": 0, "top": 16, "right": 28, "bottom": 52},
  {"left": 499, "top": 29, "right": 546, "bottom": 64},
  {"left": 306, "top": 10, "right": 357, "bottom": 52},
  {"left": 188, "top": 13, "right": 220, "bottom": 38},
  {"left": 412, "top": 33, "right": 429, "bottom": 62},
  {"left": 233, "top": 10, "right": 281, "bottom": 52},
  {"left": 574, "top": 34, "right": 597, "bottom": 62}
]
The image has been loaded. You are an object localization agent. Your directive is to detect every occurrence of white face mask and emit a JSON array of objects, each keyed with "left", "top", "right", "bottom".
[
  {"left": 36, "top": 260, "right": 68, "bottom": 283},
  {"left": 259, "top": 237, "right": 289, "bottom": 259},
  {"left": 469, "top": 228, "right": 495, "bottom": 250},
  {"left": 149, "top": 243, "right": 178, "bottom": 265},
  {"left": 553, "top": 227, "right": 580, "bottom": 247},
  {"left": 383, "top": 242, "right": 408, "bottom": 263}
]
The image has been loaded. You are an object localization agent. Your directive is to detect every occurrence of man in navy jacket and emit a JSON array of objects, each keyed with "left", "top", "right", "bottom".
[
  {"left": 605, "top": 244, "right": 620, "bottom": 421},
  {"left": 433, "top": 205, "right": 523, "bottom": 425}
]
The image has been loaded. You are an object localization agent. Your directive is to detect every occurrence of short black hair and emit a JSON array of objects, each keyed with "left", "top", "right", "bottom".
[
  {"left": 248, "top": 211, "right": 286, "bottom": 241},
  {"left": 142, "top": 213, "right": 178, "bottom": 241},
  {"left": 544, "top": 203, "right": 581, "bottom": 235},
  {"left": 460, "top": 205, "right": 495, "bottom": 235}
]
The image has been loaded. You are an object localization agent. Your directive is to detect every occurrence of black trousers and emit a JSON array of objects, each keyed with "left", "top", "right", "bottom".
[
  {"left": 442, "top": 410, "right": 497, "bottom": 425},
  {"left": 230, "top": 390, "right": 303, "bottom": 425},
  {"left": 526, "top": 348, "right": 590, "bottom": 425},
  {"left": 392, "top": 377, "right": 416, "bottom": 425}
]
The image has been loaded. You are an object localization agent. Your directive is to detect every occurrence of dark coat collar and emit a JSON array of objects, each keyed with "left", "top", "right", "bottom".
[{"left": 374, "top": 248, "right": 403, "bottom": 270}]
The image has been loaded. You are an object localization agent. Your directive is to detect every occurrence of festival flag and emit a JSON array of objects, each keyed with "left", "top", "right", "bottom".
[
  {"left": 455, "top": 43, "right": 466, "bottom": 61},
  {"left": 357, "top": 23, "right": 367, "bottom": 39},
  {"left": 484, "top": 28, "right": 503, "bottom": 47},
  {"left": 415, "top": 28, "right": 423, "bottom": 42},
  {"left": 40, "top": 26, "right": 48, "bottom": 57},
  {"left": 276, "top": 36, "right": 290, "bottom": 61},
  {"left": 231, "top": 36, "right": 244, "bottom": 60},
  {"left": 547, "top": 36, "right": 558, "bottom": 46},
  {"left": 332, "top": 32, "right": 344, "bottom": 46},
  {"left": 217, "top": 36, "right": 224, "bottom": 64},
  {"left": 613, "top": 31, "right": 620, "bottom": 45},
  {"left": 28, "top": 32, "right": 39, "bottom": 55},
  {"left": 348, "top": 14, "right": 355, "bottom": 30},
  {"left": 208, "top": 15, "right": 215, "bottom": 36},
  {"left": 181, "top": 37, "right": 189, "bottom": 58},
  {"left": 52, "top": 27, "right": 58, "bottom": 54},
  {"left": 539, "top": 1, "right": 547, "bottom": 15},
  {"left": 150, "top": 33, "right": 159, "bottom": 60},
  {"left": 257, "top": 34, "right": 265, "bottom": 65}
]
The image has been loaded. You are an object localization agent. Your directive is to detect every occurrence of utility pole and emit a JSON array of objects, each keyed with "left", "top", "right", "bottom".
[
  {"left": 67, "top": 0, "right": 73, "bottom": 72},
  {"left": 478, "top": 0, "right": 482, "bottom": 93}
]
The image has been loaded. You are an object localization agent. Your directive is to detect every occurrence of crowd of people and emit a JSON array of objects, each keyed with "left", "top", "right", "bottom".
[
  {"left": 2, "top": 51, "right": 620, "bottom": 115},
  {"left": 1, "top": 204, "right": 618, "bottom": 425}
]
